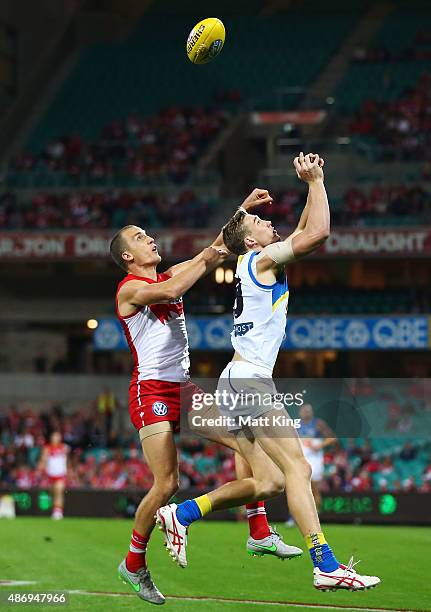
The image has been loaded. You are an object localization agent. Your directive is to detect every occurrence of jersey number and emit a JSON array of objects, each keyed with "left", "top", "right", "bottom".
[{"left": 233, "top": 277, "right": 243, "bottom": 319}]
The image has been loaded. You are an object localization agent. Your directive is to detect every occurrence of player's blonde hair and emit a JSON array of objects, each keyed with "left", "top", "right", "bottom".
[{"left": 222, "top": 209, "right": 249, "bottom": 255}]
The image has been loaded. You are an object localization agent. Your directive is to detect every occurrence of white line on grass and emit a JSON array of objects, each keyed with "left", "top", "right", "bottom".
[
  {"left": 68, "top": 590, "right": 409, "bottom": 612},
  {"left": 0, "top": 581, "right": 37, "bottom": 586}
]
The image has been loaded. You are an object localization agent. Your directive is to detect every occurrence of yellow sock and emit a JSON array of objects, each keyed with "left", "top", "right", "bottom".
[
  {"left": 194, "top": 494, "right": 212, "bottom": 517},
  {"left": 305, "top": 532, "right": 327, "bottom": 549}
]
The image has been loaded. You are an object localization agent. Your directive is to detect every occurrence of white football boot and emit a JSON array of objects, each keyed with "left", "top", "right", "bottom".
[
  {"left": 314, "top": 556, "right": 381, "bottom": 591},
  {"left": 155, "top": 503, "right": 188, "bottom": 568}
]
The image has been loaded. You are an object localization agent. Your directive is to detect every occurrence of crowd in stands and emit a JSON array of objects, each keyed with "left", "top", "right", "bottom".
[
  {"left": 322, "top": 439, "right": 431, "bottom": 495},
  {"left": 2, "top": 76, "right": 430, "bottom": 230},
  {"left": 8, "top": 106, "right": 228, "bottom": 186},
  {"left": 334, "top": 184, "right": 431, "bottom": 225},
  {"left": 348, "top": 72, "right": 431, "bottom": 161},
  {"left": 352, "top": 30, "right": 431, "bottom": 64},
  {"left": 0, "top": 400, "right": 429, "bottom": 494},
  {"left": 0, "top": 401, "right": 234, "bottom": 491},
  {"left": 321, "top": 381, "right": 431, "bottom": 493},
  {"left": 0, "top": 189, "right": 212, "bottom": 230},
  {"left": 2, "top": 180, "right": 429, "bottom": 231},
  {"left": 256, "top": 183, "right": 431, "bottom": 228}
]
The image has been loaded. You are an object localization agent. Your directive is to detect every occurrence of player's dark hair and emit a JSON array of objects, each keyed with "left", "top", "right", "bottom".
[
  {"left": 222, "top": 209, "right": 249, "bottom": 255},
  {"left": 109, "top": 225, "right": 135, "bottom": 271}
]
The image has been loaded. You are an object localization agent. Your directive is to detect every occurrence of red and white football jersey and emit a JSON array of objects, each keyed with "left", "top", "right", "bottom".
[
  {"left": 45, "top": 444, "right": 68, "bottom": 477},
  {"left": 116, "top": 273, "right": 190, "bottom": 383}
]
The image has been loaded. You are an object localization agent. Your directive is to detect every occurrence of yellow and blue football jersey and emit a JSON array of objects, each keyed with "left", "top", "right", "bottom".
[{"left": 231, "top": 251, "right": 289, "bottom": 373}]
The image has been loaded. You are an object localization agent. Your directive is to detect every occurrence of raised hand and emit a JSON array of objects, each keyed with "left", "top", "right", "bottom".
[
  {"left": 240, "top": 187, "right": 273, "bottom": 211},
  {"left": 201, "top": 246, "right": 228, "bottom": 263},
  {"left": 293, "top": 152, "right": 324, "bottom": 183}
]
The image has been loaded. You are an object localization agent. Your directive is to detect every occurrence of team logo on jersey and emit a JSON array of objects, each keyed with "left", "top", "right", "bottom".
[
  {"left": 234, "top": 322, "right": 254, "bottom": 336},
  {"left": 152, "top": 401, "right": 169, "bottom": 416},
  {"left": 149, "top": 301, "right": 184, "bottom": 325}
]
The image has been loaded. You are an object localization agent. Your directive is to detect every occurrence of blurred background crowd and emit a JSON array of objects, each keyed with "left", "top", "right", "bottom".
[{"left": 1, "top": 393, "right": 429, "bottom": 493}]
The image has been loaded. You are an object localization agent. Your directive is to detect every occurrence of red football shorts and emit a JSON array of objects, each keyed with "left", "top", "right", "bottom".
[
  {"left": 48, "top": 475, "right": 66, "bottom": 485},
  {"left": 128, "top": 379, "right": 204, "bottom": 432}
]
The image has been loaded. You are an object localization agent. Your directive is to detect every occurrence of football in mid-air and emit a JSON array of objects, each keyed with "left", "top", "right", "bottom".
[{"left": 186, "top": 17, "right": 225, "bottom": 64}]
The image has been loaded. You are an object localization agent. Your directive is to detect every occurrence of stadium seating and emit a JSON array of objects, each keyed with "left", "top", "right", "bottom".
[
  {"left": 0, "top": 404, "right": 234, "bottom": 490},
  {"left": 4, "top": 180, "right": 429, "bottom": 230},
  {"left": 1, "top": 394, "right": 430, "bottom": 493},
  {"left": 28, "top": 9, "right": 358, "bottom": 149},
  {"left": 7, "top": 6, "right": 360, "bottom": 190},
  {"left": 289, "top": 288, "right": 419, "bottom": 316},
  {"left": 261, "top": 184, "right": 431, "bottom": 229},
  {"left": 322, "top": 437, "right": 430, "bottom": 493},
  {"left": 8, "top": 106, "right": 228, "bottom": 189},
  {"left": 0, "top": 189, "right": 215, "bottom": 230},
  {"left": 336, "top": 8, "right": 431, "bottom": 111},
  {"left": 345, "top": 72, "right": 431, "bottom": 163}
]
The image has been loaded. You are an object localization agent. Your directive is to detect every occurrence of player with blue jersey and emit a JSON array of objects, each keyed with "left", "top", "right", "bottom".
[
  {"left": 287, "top": 403, "right": 337, "bottom": 525},
  {"left": 157, "top": 153, "right": 380, "bottom": 592},
  {"left": 299, "top": 404, "right": 337, "bottom": 512}
]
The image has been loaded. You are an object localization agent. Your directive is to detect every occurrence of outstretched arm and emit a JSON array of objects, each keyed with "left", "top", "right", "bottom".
[
  {"left": 257, "top": 152, "right": 329, "bottom": 273},
  {"left": 210, "top": 188, "right": 273, "bottom": 247},
  {"left": 166, "top": 188, "right": 273, "bottom": 275},
  {"left": 290, "top": 153, "right": 329, "bottom": 255},
  {"left": 118, "top": 247, "right": 227, "bottom": 313},
  {"left": 288, "top": 156, "right": 325, "bottom": 239}
]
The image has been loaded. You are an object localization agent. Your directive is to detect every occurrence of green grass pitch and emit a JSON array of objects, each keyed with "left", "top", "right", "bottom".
[{"left": 0, "top": 518, "right": 430, "bottom": 611}]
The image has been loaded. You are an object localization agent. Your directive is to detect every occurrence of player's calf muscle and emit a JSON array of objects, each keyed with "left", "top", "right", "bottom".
[{"left": 208, "top": 475, "right": 281, "bottom": 510}]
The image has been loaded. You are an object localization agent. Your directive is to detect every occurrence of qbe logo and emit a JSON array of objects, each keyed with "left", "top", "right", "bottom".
[{"left": 152, "top": 401, "right": 168, "bottom": 417}]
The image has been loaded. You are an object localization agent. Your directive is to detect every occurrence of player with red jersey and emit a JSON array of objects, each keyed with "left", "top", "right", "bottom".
[
  {"left": 38, "top": 432, "right": 69, "bottom": 520},
  {"left": 112, "top": 190, "right": 295, "bottom": 604}
]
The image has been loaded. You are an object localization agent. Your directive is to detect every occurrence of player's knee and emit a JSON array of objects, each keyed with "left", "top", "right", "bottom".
[
  {"left": 282, "top": 454, "right": 312, "bottom": 481},
  {"left": 264, "top": 482, "right": 284, "bottom": 498},
  {"left": 256, "top": 476, "right": 284, "bottom": 499},
  {"left": 265, "top": 473, "right": 285, "bottom": 497},
  {"left": 298, "top": 457, "right": 312, "bottom": 481},
  {"left": 154, "top": 473, "right": 179, "bottom": 499},
  {"left": 286, "top": 455, "right": 312, "bottom": 481},
  {"left": 164, "top": 473, "right": 180, "bottom": 498}
]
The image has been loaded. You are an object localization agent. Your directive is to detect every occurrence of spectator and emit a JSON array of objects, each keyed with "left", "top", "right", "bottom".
[
  {"left": 7, "top": 106, "right": 228, "bottom": 188},
  {"left": 399, "top": 442, "right": 418, "bottom": 461},
  {"left": 349, "top": 73, "right": 431, "bottom": 162},
  {"left": 351, "top": 468, "right": 372, "bottom": 492},
  {"left": 0, "top": 402, "right": 429, "bottom": 493},
  {"left": 96, "top": 387, "right": 118, "bottom": 441},
  {"left": 0, "top": 189, "right": 212, "bottom": 231}
]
